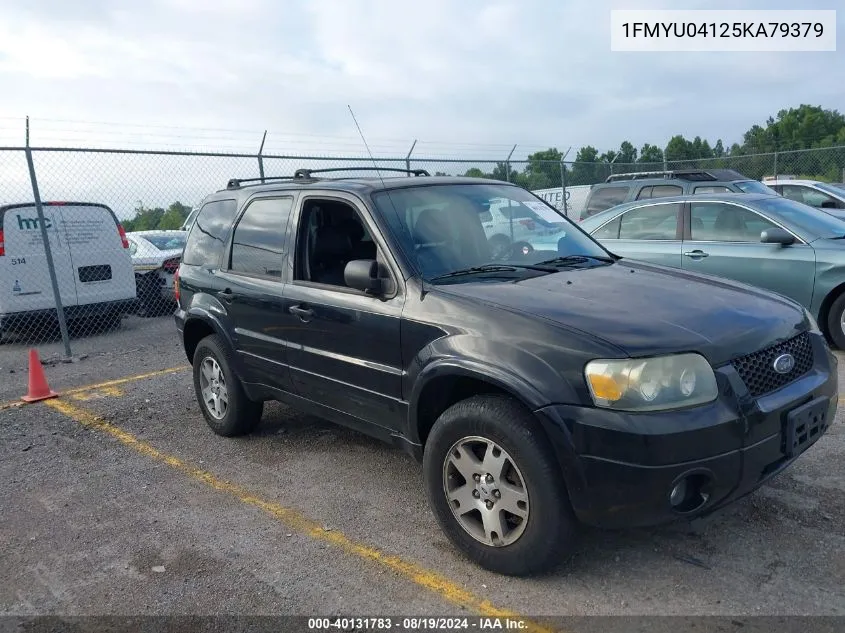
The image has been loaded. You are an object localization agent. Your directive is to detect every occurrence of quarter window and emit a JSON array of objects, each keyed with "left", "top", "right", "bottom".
[
  {"left": 229, "top": 197, "right": 293, "bottom": 278},
  {"left": 181, "top": 199, "right": 238, "bottom": 266},
  {"left": 618, "top": 203, "right": 681, "bottom": 240}
]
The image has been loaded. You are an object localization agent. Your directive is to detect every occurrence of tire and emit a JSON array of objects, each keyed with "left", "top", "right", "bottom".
[
  {"left": 422, "top": 394, "right": 579, "bottom": 576},
  {"left": 192, "top": 334, "right": 264, "bottom": 437},
  {"left": 827, "top": 293, "right": 845, "bottom": 350}
]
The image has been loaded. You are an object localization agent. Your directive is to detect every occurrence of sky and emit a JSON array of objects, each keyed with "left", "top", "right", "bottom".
[{"left": 0, "top": 0, "right": 842, "bottom": 162}]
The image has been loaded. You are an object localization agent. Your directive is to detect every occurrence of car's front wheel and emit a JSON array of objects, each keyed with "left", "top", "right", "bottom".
[
  {"left": 192, "top": 334, "right": 263, "bottom": 437},
  {"left": 826, "top": 294, "right": 845, "bottom": 350},
  {"left": 423, "top": 394, "right": 579, "bottom": 576}
]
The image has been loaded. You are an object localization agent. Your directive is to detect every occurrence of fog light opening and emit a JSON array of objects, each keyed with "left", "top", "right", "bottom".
[{"left": 669, "top": 473, "right": 712, "bottom": 514}]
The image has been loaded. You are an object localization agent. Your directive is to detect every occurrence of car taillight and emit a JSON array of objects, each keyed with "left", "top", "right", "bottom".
[
  {"left": 117, "top": 223, "right": 129, "bottom": 249},
  {"left": 173, "top": 267, "right": 180, "bottom": 302},
  {"left": 162, "top": 257, "right": 180, "bottom": 274},
  {"left": 0, "top": 229, "right": 4, "bottom": 256}
]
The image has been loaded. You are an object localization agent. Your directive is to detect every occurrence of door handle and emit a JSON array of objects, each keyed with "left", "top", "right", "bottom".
[
  {"left": 289, "top": 305, "right": 314, "bottom": 321},
  {"left": 683, "top": 250, "right": 709, "bottom": 258},
  {"left": 217, "top": 288, "right": 234, "bottom": 301}
]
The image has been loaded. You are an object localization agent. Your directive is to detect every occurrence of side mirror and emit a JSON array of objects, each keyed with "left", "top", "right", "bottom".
[
  {"left": 344, "top": 259, "right": 383, "bottom": 294},
  {"left": 760, "top": 227, "right": 795, "bottom": 246}
]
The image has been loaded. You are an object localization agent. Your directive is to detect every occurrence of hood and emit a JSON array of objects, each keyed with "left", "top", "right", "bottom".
[{"left": 435, "top": 260, "right": 807, "bottom": 366}]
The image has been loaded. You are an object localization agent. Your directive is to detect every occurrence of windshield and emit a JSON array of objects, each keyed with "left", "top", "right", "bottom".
[
  {"left": 372, "top": 183, "right": 613, "bottom": 283},
  {"left": 817, "top": 182, "right": 845, "bottom": 198},
  {"left": 144, "top": 233, "right": 187, "bottom": 251},
  {"left": 754, "top": 197, "right": 845, "bottom": 239},
  {"left": 735, "top": 180, "right": 778, "bottom": 195}
]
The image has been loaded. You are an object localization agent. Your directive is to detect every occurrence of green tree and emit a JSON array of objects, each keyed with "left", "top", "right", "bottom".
[
  {"left": 522, "top": 148, "right": 563, "bottom": 189},
  {"left": 617, "top": 141, "right": 637, "bottom": 164},
  {"left": 638, "top": 143, "right": 664, "bottom": 164},
  {"left": 569, "top": 146, "right": 603, "bottom": 185}
]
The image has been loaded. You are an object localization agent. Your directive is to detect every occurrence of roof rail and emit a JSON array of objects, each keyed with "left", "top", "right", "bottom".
[
  {"left": 605, "top": 169, "right": 722, "bottom": 183},
  {"left": 293, "top": 167, "right": 430, "bottom": 179},
  {"left": 226, "top": 175, "right": 298, "bottom": 189}
]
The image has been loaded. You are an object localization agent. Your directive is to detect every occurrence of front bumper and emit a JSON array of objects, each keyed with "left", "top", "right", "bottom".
[{"left": 536, "top": 332, "right": 838, "bottom": 529}]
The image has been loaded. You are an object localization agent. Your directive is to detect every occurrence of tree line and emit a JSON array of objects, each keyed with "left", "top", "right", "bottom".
[
  {"left": 122, "top": 201, "right": 192, "bottom": 232},
  {"left": 457, "top": 104, "right": 845, "bottom": 189},
  {"left": 121, "top": 105, "right": 845, "bottom": 231}
]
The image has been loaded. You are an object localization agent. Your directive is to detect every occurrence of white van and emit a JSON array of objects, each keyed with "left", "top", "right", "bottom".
[{"left": 0, "top": 202, "right": 138, "bottom": 337}]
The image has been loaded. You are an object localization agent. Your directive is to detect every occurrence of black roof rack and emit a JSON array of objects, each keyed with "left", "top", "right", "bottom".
[
  {"left": 226, "top": 176, "right": 298, "bottom": 189},
  {"left": 605, "top": 168, "right": 748, "bottom": 183},
  {"left": 292, "top": 166, "right": 430, "bottom": 179}
]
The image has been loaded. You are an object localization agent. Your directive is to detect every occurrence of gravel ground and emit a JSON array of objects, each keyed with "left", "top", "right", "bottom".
[{"left": 1, "top": 318, "right": 844, "bottom": 623}]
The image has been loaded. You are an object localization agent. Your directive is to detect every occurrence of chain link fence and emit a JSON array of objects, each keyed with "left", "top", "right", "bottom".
[{"left": 1, "top": 144, "right": 844, "bottom": 356}]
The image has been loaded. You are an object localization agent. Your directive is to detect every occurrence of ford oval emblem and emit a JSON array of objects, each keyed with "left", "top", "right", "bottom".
[{"left": 773, "top": 353, "right": 796, "bottom": 374}]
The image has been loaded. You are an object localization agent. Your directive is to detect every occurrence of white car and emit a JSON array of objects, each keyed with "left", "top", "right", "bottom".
[
  {"left": 763, "top": 177, "right": 845, "bottom": 218},
  {"left": 0, "top": 201, "right": 137, "bottom": 339},
  {"left": 481, "top": 198, "right": 566, "bottom": 256},
  {"left": 126, "top": 230, "right": 186, "bottom": 316}
]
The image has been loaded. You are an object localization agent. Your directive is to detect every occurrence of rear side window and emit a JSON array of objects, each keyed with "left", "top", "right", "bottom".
[
  {"left": 618, "top": 203, "right": 681, "bottom": 240},
  {"left": 694, "top": 186, "right": 731, "bottom": 194},
  {"left": 592, "top": 216, "right": 621, "bottom": 239},
  {"left": 585, "top": 186, "right": 629, "bottom": 215},
  {"left": 182, "top": 199, "right": 237, "bottom": 266},
  {"left": 638, "top": 185, "right": 682, "bottom": 199},
  {"left": 229, "top": 197, "right": 294, "bottom": 279}
]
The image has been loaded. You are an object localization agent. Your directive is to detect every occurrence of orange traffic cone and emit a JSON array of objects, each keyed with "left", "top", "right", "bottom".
[{"left": 21, "top": 349, "right": 59, "bottom": 403}]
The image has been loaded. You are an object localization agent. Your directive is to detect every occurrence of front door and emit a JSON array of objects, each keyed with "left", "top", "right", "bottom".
[
  {"left": 281, "top": 194, "right": 406, "bottom": 434},
  {"left": 681, "top": 201, "right": 816, "bottom": 308}
]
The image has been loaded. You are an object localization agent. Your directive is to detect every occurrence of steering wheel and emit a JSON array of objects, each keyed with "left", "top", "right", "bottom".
[{"left": 489, "top": 238, "right": 534, "bottom": 261}]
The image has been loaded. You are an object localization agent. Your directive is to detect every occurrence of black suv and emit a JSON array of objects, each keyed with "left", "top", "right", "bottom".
[
  {"left": 580, "top": 169, "right": 777, "bottom": 221},
  {"left": 174, "top": 168, "right": 837, "bottom": 576}
]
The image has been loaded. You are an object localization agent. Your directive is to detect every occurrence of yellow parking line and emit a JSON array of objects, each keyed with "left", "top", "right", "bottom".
[
  {"left": 0, "top": 366, "right": 189, "bottom": 411},
  {"left": 43, "top": 398, "right": 556, "bottom": 633}
]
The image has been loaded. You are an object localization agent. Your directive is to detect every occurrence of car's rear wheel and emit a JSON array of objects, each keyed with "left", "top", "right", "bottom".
[
  {"left": 422, "top": 394, "right": 579, "bottom": 576},
  {"left": 826, "top": 293, "right": 845, "bottom": 350},
  {"left": 192, "top": 334, "right": 263, "bottom": 437}
]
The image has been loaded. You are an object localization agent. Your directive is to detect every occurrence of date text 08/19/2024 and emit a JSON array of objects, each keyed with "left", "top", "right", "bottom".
[{"left": 307, "top": 617, "right": 530, "bottom": 631}]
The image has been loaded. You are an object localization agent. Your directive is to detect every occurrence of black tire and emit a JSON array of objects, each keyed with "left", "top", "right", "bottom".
[
  {"left": 423, "top": 394, "right": 579, "bottom": 576},
  {"left": 192, "top": 334, "right": 263, "bottom": 437},
  {"left": 827, "top": 294, "right": 845, "bottom": 350}
]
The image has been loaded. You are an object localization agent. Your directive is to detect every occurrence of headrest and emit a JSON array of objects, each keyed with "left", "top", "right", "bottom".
[
  {"left": 313, "top": 225, "right": 352, "bottom": 261},
  {"left": 413, "top": 208, "right": 451, "bottom": 246}
]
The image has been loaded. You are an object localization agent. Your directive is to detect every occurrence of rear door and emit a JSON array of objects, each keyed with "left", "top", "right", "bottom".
[
  {"left": 589, "top": 201, "right": 684, "bottom": 268},
  {"left": 215, "top": 194, "right": 296, "bottom": 390},
  {"left": 680, "top": 200, "right": 816, "bottom": 308},
  {"left": 0, "top": 204, "right": 77, "bottom": 313},
  {"left": 55, "top": 204, "right": 136, "bottom": 307}
]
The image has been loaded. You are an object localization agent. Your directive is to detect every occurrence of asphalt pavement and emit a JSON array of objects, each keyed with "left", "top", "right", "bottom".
[{"left": 1, "top": 316, "right": 844, "bottom": 629}]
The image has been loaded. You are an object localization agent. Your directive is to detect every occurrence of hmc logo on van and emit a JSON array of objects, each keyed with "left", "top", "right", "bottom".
[{"left": 16, "top": 214, "right": 52, "bottom": 230}]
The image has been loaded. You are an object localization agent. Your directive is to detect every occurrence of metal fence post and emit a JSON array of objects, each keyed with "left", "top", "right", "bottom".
[
  {"left": 24, "top": 117, "right": 72, "bottom": 358},
  {"left": 505, "top": 145, "right": 517, "bottom": 182},
  {"left": 560, "top": 146, "right": 572, "bottom": 217},
  {"left": 257, "top": 130, "right": 267, "bottom": 182},
  {"left": 773, "top": 151, "right": 778, "bottom": 179},
  {"left": 405, "top": 139, "right": 417, "bottom": 175}
]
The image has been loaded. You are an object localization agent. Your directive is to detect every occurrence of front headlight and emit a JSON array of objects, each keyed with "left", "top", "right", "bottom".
[
  {"left": 804, "top": 308, "right": 821, "bottom": 334},
  {"left": 585, "top": 353, "right": 718, "bottom": 412}
]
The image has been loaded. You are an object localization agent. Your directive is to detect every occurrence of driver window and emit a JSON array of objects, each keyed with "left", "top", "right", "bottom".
[{"left": 618, "top": 203, "right": 681, "bottom": 240}]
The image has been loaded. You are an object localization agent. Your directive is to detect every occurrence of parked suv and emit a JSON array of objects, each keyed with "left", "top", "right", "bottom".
[
  {"left": 175, "top": 168, "right": 837, "bottom": 576},
  {"left": 580, "top": 169, "right": 777, "bottom": 221}
]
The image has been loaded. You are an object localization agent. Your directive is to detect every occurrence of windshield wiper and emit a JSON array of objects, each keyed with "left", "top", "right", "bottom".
[
  {"left": 535, "top": 254, "right": 615, "bottom": 267},
  {"left": 428, "top": 263, "right": 555, "bottom": 281}
]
